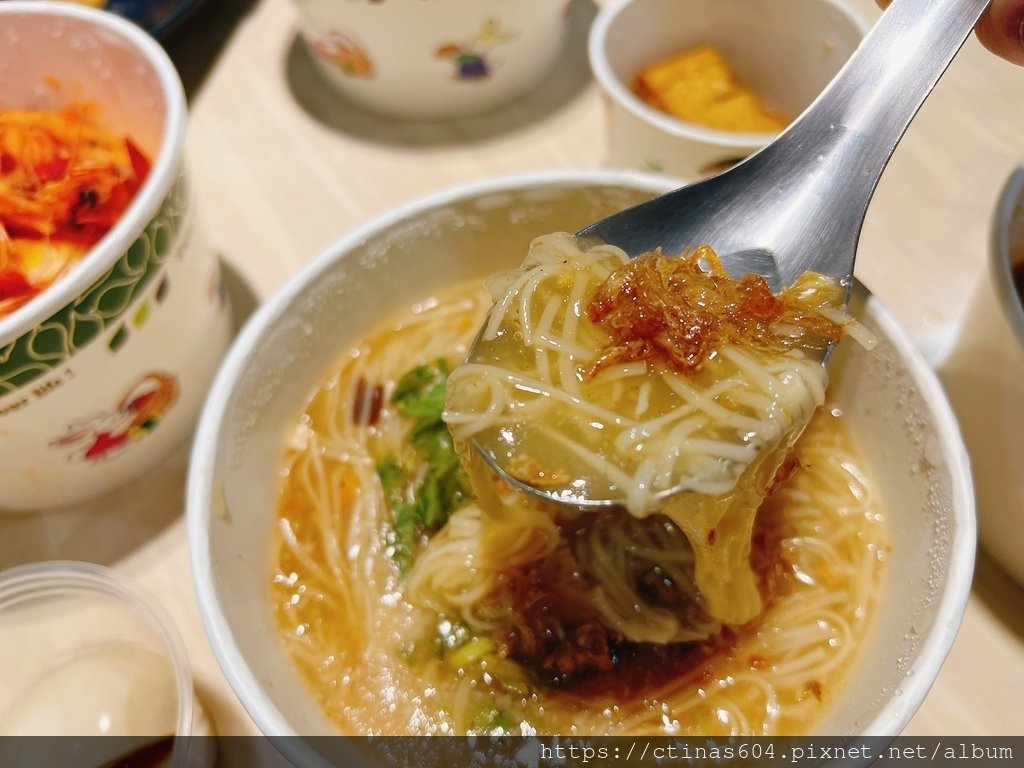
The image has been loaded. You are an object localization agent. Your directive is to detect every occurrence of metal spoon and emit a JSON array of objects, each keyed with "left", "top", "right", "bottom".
[{"left": 467, "top": 0, "right": 990, "bottom": 507}]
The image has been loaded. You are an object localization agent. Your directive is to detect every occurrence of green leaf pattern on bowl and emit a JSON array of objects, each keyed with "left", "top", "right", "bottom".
[{"left": 0, "top": 176, "right": 188, "bottom": 398}]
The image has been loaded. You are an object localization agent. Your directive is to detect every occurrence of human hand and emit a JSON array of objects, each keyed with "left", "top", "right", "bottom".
[{"left": 876, "top": 0, "right": 1024, "bottom": 65}]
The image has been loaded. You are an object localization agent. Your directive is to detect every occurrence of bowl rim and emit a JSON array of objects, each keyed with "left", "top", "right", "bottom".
[
  {"left": 588, "top": 0, "right": 871, "bottom": 149},
  {"left": 187, "top": 168, "right": 975, "bottom": 739},
  {"left": 0, "top": 1, "right": 187, "bottom": 347}
]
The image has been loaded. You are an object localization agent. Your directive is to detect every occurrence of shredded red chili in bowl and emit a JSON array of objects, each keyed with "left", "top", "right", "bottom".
[{"left": 0, "top": 102, "right": 151, "bottom": 318}]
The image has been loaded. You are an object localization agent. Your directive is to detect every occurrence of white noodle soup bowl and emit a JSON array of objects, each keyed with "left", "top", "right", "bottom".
[
  {"left": 0, "top": 2, "right": 231, "bottom": 512},
  {"left": 188, "top": 170, "right": 974, "bottom": 741}
]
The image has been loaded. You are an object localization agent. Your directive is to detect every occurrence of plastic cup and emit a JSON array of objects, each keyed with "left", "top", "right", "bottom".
[{"left": 0, "top": 561, "right": 213, "bottom": 766}]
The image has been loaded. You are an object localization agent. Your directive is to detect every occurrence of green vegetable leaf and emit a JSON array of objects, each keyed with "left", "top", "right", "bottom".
[
  {"left": 410, "top": 419, "right": 457, "bottom": 468},
  {"left": 390, "top": 500, "right": 420, "bottom": 576},
  {"left": 470, "top": 704, "right": 512, "bottom": 733},
  {"left": 376, "top": 456, "right": 406, "bottom": 497},
  {"left": 384, "top": 360, "right": 471, "bottom": 576},
  {"left": 418, "top": 473, "right": 445, "bottom": 530},
  {"left": 439, "top": 626, "right": 533, "bottom": 698},
  {"left": 391, "top": 360, "right": 449, "bottom": 420}
]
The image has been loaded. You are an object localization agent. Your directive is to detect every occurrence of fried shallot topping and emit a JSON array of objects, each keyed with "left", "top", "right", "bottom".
[{"left": 586, "top": 247, "right": 844, "bottom": 377}]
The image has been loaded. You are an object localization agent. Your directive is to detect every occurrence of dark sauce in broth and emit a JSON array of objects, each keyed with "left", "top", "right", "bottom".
[{"left": 494, "top": 504, "right": 790, "bottom": 701}]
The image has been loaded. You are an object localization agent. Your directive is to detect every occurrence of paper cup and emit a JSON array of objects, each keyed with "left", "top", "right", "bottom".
[
  {"left": 590, "top": 0, "right": 869, "bottom": 178},
  {"left": 0, "top": 3, "right": 231, "bottom": 512}
]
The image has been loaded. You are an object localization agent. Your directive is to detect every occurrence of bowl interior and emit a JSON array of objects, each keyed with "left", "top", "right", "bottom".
[
  {"left": 599, "top": 0, "right": 866, "bottom": 125},
  {"left": 0, "top": 5, "right": 166, "bottom": 168},
  {"left": 193, "top": 176, "right": 971, "bottom": 738}
]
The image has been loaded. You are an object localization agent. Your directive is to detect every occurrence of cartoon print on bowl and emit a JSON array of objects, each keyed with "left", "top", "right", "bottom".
[
  {"left": 435, "top": 19, "right": 516, "bottom": 81},
  {"left": 312, "top": 31, "right": 374, "bottom": 78},
  {"left": 50, "top": 370, "right": 179, "bottom": 462}
]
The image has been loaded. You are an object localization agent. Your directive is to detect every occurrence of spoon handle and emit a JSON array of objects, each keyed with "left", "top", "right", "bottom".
[{"left": 757, "top": 0, "right": 990, "bottom": 283}]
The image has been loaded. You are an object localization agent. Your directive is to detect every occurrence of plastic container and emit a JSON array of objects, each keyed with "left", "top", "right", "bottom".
[{"left": 0, "top": 562, "right": 213, "bottom": 766}]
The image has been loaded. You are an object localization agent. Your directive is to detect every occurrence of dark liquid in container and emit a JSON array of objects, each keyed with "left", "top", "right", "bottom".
[
  {"left": 97, "top": 735, "right": 175, "bottom": 768},
  {"left": 1013, "top": 261, "right": 1024, "bottom": 308}
]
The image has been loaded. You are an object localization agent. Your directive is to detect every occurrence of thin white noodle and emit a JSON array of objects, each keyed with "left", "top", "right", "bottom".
[{"left": 591, "top": 361, "right": 648, "bottom": 384}]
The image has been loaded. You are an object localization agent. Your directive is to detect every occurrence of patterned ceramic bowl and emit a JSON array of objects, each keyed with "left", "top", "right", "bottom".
[
  {"left": 293, "top": 0, "right": 571, "bottom": 120},
  {"left": 0, "top": 2, "right": 231, "bottom": 513}
]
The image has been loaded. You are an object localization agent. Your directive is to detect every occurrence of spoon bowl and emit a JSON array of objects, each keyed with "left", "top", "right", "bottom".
[{"left": 468, "top": 0, "right": 990, "bottom": 506}]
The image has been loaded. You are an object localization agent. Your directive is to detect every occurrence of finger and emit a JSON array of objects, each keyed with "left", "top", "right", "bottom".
[
  {"left": 876, "top": 0, "right": 1024, "bottom": 65},
  {"left": 975, "top": 0, "right": 1024, "bottom": 65}
]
